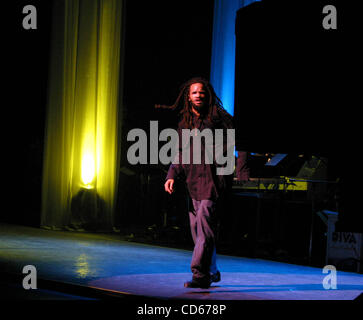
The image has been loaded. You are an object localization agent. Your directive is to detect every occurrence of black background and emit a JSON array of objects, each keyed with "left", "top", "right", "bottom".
[{"left": 2, "top": 0, "right": 362, "bottom": 231}]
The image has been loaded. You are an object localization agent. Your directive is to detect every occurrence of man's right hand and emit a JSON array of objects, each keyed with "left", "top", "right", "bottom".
[{"left": 164, "top": 179, "right": 175, "bottom": 194}]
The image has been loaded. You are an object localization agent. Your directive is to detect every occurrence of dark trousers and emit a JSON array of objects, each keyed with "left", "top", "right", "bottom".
[{"left": 188, "top": 199, "right": 218, "bottom": 281}]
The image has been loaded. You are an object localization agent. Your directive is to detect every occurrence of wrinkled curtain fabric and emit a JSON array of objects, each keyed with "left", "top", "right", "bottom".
[{"left": 41, "top": 0, "right": 123, "bottom": 231}]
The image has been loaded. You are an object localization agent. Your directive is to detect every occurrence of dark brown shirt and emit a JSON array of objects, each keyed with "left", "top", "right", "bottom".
[{"left": 166, "top": 109, "right": 249, "bottom": 201}]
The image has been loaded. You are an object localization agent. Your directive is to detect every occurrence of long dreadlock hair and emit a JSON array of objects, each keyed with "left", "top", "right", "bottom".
[{"left": 155, "top": 77, "right": 233, "bottom": 130}]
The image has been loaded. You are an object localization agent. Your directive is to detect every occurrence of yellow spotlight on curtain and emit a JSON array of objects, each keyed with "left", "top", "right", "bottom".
[{"left": 41, "top": 0, "right": 124, "bottom": 231}]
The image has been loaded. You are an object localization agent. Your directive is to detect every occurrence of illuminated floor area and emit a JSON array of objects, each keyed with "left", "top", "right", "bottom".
[{"left": 0, "top": 223, "right": 362, "bottom": 300}]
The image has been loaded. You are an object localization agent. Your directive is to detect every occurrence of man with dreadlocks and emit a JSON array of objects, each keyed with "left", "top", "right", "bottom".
[{"left": 156, "top": 77, "right": 249, "bottom": 288}]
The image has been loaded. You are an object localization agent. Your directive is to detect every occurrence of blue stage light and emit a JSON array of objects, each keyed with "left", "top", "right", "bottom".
[{"left": 210, "top": 0, "right": 260, "bottom": 116}]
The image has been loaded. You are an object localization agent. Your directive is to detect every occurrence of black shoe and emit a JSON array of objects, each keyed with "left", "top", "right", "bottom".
[
  {"left": 184, "top": 279, "right": 211, "bottom": 289},
  {"left": 210, "top": 271, "right": 221, "bottom": 283}
]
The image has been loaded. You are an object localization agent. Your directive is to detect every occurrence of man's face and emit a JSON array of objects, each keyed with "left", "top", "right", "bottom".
[{"left": 188, "top": 83, "right": 207, "bottom": 111}]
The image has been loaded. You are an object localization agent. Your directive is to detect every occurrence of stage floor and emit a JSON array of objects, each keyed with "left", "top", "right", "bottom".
[{"left": 0, "top": 223, "right": 362, "bottom": 301}]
